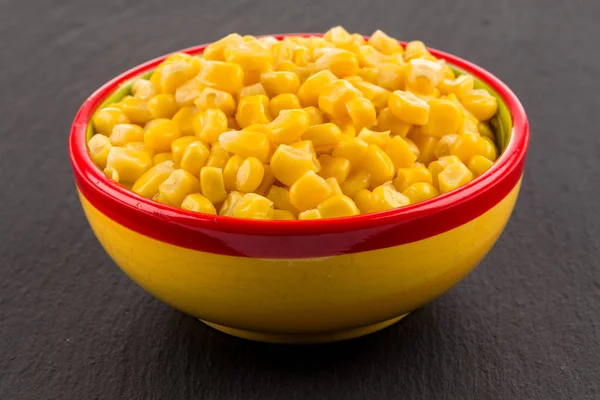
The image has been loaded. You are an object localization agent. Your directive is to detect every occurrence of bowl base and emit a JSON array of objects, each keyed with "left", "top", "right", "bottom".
[{"left": 200, "top": 314, "right": 408, "bottom": 344}]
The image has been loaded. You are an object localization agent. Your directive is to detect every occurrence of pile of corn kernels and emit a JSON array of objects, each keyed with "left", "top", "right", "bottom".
[{"left": 88, "top": 26, "right": 499, "bottom": 220}]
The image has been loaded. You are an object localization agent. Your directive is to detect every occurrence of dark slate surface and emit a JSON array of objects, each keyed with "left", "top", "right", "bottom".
[{"left": 1, "top": 0, "right": 599, "bottom": 399}]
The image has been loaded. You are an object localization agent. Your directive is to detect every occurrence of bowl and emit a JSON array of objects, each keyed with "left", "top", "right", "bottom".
[{"left": 69, "top": 34, "right": 529, "bottom": 344}]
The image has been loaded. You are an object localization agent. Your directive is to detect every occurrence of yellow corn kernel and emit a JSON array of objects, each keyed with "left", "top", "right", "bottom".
[
  {"left": 172, "top": 106, "right": 201, "bottom": 136},
  {"left": 441, "top": 62, "right": 455, "bottom": 80},
  {"left": 223, "top": 154, "right": 245, "bottom": 191},
  {"left": 219, "top": 191, "right": 244, "bottom": 216},
  {"left": 147, "top": 94, "right": 178, "bottom": 119},
  {"left": 153, "top": 152, "right": 174, "bottom": 164},
  {"left": 171, "top": 136, "right": 199, "bottom": 164},
  {"left": 402, "top": 182, "right": 439, "bottom": 203},
  {"left": 266, "top": 186, "right": 299, "bottom": 215},
  {"left": 131, "top": 78, "right": 157, "bottom": 100},
  {"left": 192, "top": 108, "right": 228, "bottom": 143},
  {"left": 239, "top": 83, "right": 267, "bottom": 98},
  {"left": 132, "top": 161, "right": 176, "bottom": 198},
  {"left": 318, "top": 154, "right": 352, "bottom": 183},
  {"left": 289, "top": 139, "right": 315, "bottom": 154},
  {"left": 289, "top": 171, "right": 332, "bottom": 211},
  {"left": 103, "top": 167, "right": 119, "bottom": 182},
  {"left": 204, "top": 33, "right": 244, "bottom": 61},
  {"left": 409, "top": 128, "right": 439, "bottom": 165},
  {"left": 317, "top": 195, "right": 360, "bottom": 218},
  {"left": 420, "top": 99, "right": 463, "bottom": 137},
  {"left": 357, "top": 128, "right": 390, "bottom": 147},
  {"left": 384, "top": 135, "right": 418, "bottom": 169},
  {"left": 332, "top": 137, "right": 369, "bottom": 167},
  {"left": 323, "top": 26, "right": 357, "bottom": 52},
  {"left": 302, "top": 123, "right": 343, "bottom": 148},
  {"left": 154, "top": 56, "right": 202, "bottom": 94},
  {"left": 345, "top": 97, "right": 376, "bottom": 131},
  {"left": 267, "top": 109, "right": 310, "bottom": 144},
  {"left": 297, "top": 70, "right": 338, "bottom": 107},
  {"left": 270, "top": 144, "right": 320, "bottom": 186},
  {"left": 119, "top": 96, "right": 152, "bottom": 125},
  {"left": 359, "top": 67, "right": 379, "bottom": 83},
  {"left": 450, "top": 133, "right": 498, "bottom": 164},
  {"left": 269, "top": 93, "right": 301, "bottom": 117},
  {"left": 376, "top": 63, "right": 405, "bottom": 92},
  {"left": 304, "top": 106, "right": 324, "bottom": 125},
  {"left": 318, "top": 80, "right": 361, "bottom": 121},
  {"left": 88, "top": 134, "right": 112, "bottom": 168},
  {"left": 368, "top": 29, "right": 402, "bottom": 55},
  {"left": 393, "top": 166, "right": 433, "bottom": 191},
  {"left": 144, "top": 118, "right": 181, "bottom": 153},
  {"left": 181, "top": 193, "right": 217, "bottom": 215},
  {"left": 273, "top": 209, "right": 296, "bottom": 220},
  {"left": 260, "top": 71, "right": 300, "bottom": 97},
  {"left": 199, "top": 166, "right": 227, "bottom": 204},
  {"left": 358, "top": 45, "right": 394, "bottom": 68},
  {"left": 428, "top": 155, "right": 463, "bottom": 188},
  {"left": 124, "top": 142, "right": 154, "bottom": 158},
  {"left": 270, "top": 41, "right": 295, "bottom": 66},
  {"left": 434, "top": 134, "right": 460, "bottom": 158},
  {"left": 478, "top": 122, "right": 495, "bottom": 140},
  {"left": 353, "top": 189, "right": 373, "bottom": 213},
  {"left": 235, "top": 157, "right": 265, "bottom": 193},
  {"left": 232, "top": 193, "right": 274, "bottom": 219},
  {"left": 193, "top": 87, "right": 236, "bottom": 117},
  {"left": 351, "top": 80, "right": 390, "bottom": 110},
  {"left": 109, "top": 124, "right": 144, "bottom": 146},
  {"left": 388, "top": 90, "right": 430, "bottom": 125},
  {"left": 180, "top": 141, "right": 209, "bottom": 176},
  {"left": 374, "top": 108, "right": 411, "bottom": 137},
  {"left": 460, "top": 89, "right": 498, "bottom": 121},
  {"left": 340, "top": 169, "right": 371, "bottom": 197},
  {"left": 333, "top": 119, "right": 356, "bottom": 138},
  {"left": 219, "top": 129, "right": 270, "bottom": 163},
  {"left": 206, "top": 142, "right": 230, "bottom": 169},
  {"left": 92, "top": 107, "right": 130, "bottom": 136},
  {"left": 404, "top": 59, "right": 444, "bottom": 94},
  {"left": 224, "top": 40, "right": 272, "bottom": 70},
  {"left": 298, "top": 209, "right": 321, "bottom": 220},
  {"left": 198, "top": 61, "right": 244, "bottom": 94},
  {"left": 438, "top": 163, "right": 474, "bottom": 194},
  {"left": 403, "top": 40, "right": 430, "bottom": 61},
  {"left": 227, "top": 117, "right": 240, "bottom": 130},
  {"left": 447, "top": 74, "right": 474, "bottom": 98},
  {"left": 457, "top": 116, "right": 480, "bottom": 135},
  {"left": 255, "top": 164, "right": 276, "bottom": 196},
  {"left": 105, "top": 147, "right": 153, "bottom": 183},
  {"left": 314, "top": 49, "right": 359, "bottom": 78},
  {"left": 235, "top": 95, "right": 271, "bottom": 128},
  {"left": 467, "top": 155, "right": 494, "bottom": 177},
  {"left": 362, "top": 144, "right": 395, "bottom": 187},
  {"left": 325, "top": 177, "right": 343, "bottom": 196},
  {"left": 155, "top": 169, "right": 201, "bottom": 206},
  {"left": 404, "top": 137, "right": 420, "bottom": 158},
  {"left": 370, "top": 182, "right": 410, "bottom": 212},
  {"left": 174, "top": 77, "right": 205, "bottom": 107}
]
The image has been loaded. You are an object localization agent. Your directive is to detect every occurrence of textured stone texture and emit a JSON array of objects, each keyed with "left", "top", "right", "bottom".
[{"left": 1, "top": 0, "right": 599, "bottom": 399}]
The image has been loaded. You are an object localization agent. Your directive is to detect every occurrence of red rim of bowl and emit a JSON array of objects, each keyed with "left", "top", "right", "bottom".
[{"left": 70, "top": 33, "right": 529, "bottom": 258}]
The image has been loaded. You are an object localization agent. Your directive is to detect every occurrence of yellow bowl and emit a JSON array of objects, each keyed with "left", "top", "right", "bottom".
[{"left": 69, "top": 35, "right": 529, "bottom": 344}]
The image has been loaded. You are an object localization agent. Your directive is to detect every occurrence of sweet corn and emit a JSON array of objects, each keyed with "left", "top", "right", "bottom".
[
  {"left": 147, "top": 94, "right": 178, "bottom": 119},
  {"left": 239, "top": 83, "right": 267, "bottom": 98},
  {"left": 374, "top": 108, "right": 411, "bottom": 137},
  {"left": 92, "top": 107, "right": 130, "bottom": 136},
  {"left": 171, "top": 136, "right": 199, "bottom": 164},
  {"left": 340, "top": 169, "right": 371, "bottom": 197},
  {"left": 223, "top": 155, "right": 245, "bottom": 191},
  {"left": 388, "top": 90, "right": 430, "bottom": 125},
  {"left": 155, "top": 169, "right": 201, "bottom": 206},
  {"left": 297, "top": 70, "right": 338, "bottom": 107},
  {"left": 384, "top": 135, "right": 418, "bottom": 169},
  {"left": 318, "top": 80, "right": 362, "bottom": 121},
  {"left": 232, "top": 193, "right": 274, "bottom": 219},
  {"left": 362, "top": 144, "right": 395, "bottom": 187},
  {"left": 235, "top": 96, "right": 272, "bottom": 130},
  {"left": 334, "top": 119, "right": 356, "bottom": 137},
  {"left": 144, "top": 118, "right": 181, "bottom": 153},
  {"left": 200, "top": 166, "right": 228, "bottom": 204},
  {"left": 421, "top": 99, "right": 462, "bottom": 137},
  {"left": 298, "top": 209, "right": 321, "bottom": 220},
  {"left": 332, "top": 137, "right": 369, "bottom": 167},
  {"left": 181, "top": 193, "right": 217, "bottom": 215},
  {"left": 318, "top": 154, "right": 351, "bottom": 183},
  {"left": 459, "top": 89, "right": 498, "bottom": 121},
  {"left": 174, "top": 77, "right": 205, "bottom": 107},
  {"left": 402, "top": 182, "right": 439, "bottom": 203},
  {"left": 131, "top": 79, "right": 157, "bottom": 100},
  {"left": 105, "top": 147, "right": 153, "bottom": 183},
  {"left": 302, "top": 123, "right": 343, "bottom": 148},
  {"left": 369, "top": 30, "right": 402, "bottom": 55},
  {"left": 125, "top": 142, "right": 154, "bottom": 157},
  {"left": 235, "top": 157, "right": 265, "bottom": 193},
  {"left": 219, "top": 191, "right": 244, "bottom": 216},
  {"left": 428, "top": 155, "right": 463, "bottom": 188},
  {"left": 194, "top": 87, "right": 236, "bottom": 117},
  {"left": 304, "top": 106, "right": 324, "bottom": 125},
  {"left": 358, "top": 46, "right": 394, "bottom": 68},
  {"left": 180, "top": 141, "right": 209, "bottom": 176},
  {"left": 353, "top": 189, "right": 374, "bottom": 213},
  {"left": 260, "top": 71, "right": 300, "bottom": 97},
  {"left": 172, "top": 106, "right": 201, "bottom": 136},
  {"left": 403, "top": 40, "right": 431, "bottom": 61},
  {"left": 450, "top": 133, "right": 497, "bottom": 164},
  {"left": 289, "top": 171, "right": 332, "bottom": 211},
  {"left": 317, "top": 195, "right": 360, "bottom": 218},
  {"left": 198, "top": 61, "right": 244, "bottom": 93},
  {"left": 394, "top": 166, "right": 433, "bottom": 191},
  {"left": 404, "top": 59, "right": 444, "bottom": 94},
  {"left": 88, "top": 134, "right": 112, "bottom": 168},
  {"left": 103, "top": 167, "right": 119, "bottom": 182},
  {"left": 266, "top": 186, "right": 299, "bottom": 215},
  {"left": 206, "top": 142, "right": 230, "bottom": 169},
  {"left": 154, "top": 56, "right": 201, "bottom": 94},
  {"left": 224, "top": 41, "right": 272, "bottom": 70},
  {"left": 193, "top": 108, "right": 228, "bottom": 143},
  {"left": 153, "top": 152, "right": 174, "bottom": 164},
  {"left": 467, "top": 155, "right": 494, "bottom": 177},
  {"left": 269, "top": 93, "right": 301, "bottom": 117},
  {"left": 437, "top": 162, "right": 474, "bottom": 194},
  {"left": 377, "top": 63, "right": 405, "bottom": 92},
  {"left": 434, "top": 134, "right": 460, "bottom": 158},
  {"left": 109, "top": 124, "right": 144, "bottom": 146},
  {"left": 267, "top": 109, "right": 310, "bottom": 144},
  {"left": 323, "top": 26, "right": 357, "bottom": 53},
  {"left": 270, "top": 144, "right": 320, "bottom": 186},
  {"left": 370, "top": 182, "right": 410, "bottom": 212},
  {"left": 357, "top": 128, "right": 390, "bottom": 147},
  {"left": 325, "top": 177, "right": 343, "bottom": 196},
  {"left": 270, "top": 41, "right": 296, "bottom": 66},
  {"left": 478, "top": 122, "right": 495, "bottom": 140},
  {"left": 351, "top": 80, "right": 390, "bottom": 109},
  {"left": 204, "top": 33, "right": 244, "bottom": 61},
  {"left": 448, "top": 75, "right": 474, "bottom": 98},
  {"left": 119, "top": 96, "right": 153, "bottom": 125},
  {"left": 255, "top": 164, "right": 276, "bottom": 196},
  {"left": 409, "top": 129, "right": 439, "bottom": 166},
  {"left": 359, "top": 67, "right": 379, "bottom": 83},
  {"left": 273, "top": 209, "right": 296, "bottom": 220},
  {"left": 132, "top": 161, "right": 176, "bottom": 198},
  {"left": 219, "top": 129, "right": 270, "bottom": 163},
  {"left": 314, "top": 49, "right": 359, "bottom": 78},
  {"left": 405, "top": 138, "right": 420, "bottom": 158},
  {"left": 346, "top": 97, "right": 376, "bottom": 132}
]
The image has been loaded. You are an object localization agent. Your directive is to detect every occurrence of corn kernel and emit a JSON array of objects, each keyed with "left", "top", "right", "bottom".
[
  {"left": 318, "top": 154, "right": 352, "bottom": 183},
  {"left": 172, "top": 106, "right": 201, "bottom": 136},
  {"left": 239, "top": 83, "right": 267, "bottom": 98},
  {"left": 193, "top": 87, "right": 236, "bottom": 117},
  {"left": 450, "top": 133, "right": 498, "bottom": 164},
  {"left": 318, "top": 80, "right": 361, "bottom": 121},
  {"left": 360, "top": 144, "right": 394, "bottom": 187},
  {"left": 269, "top": 93, "right": 301, "bottom": 117},
  {"left": 403, "top": 182, "right": 439, "bottom": 203},
  {"left": 403, "top": 41, "right": 430, "bottom": 61},
  {"left": 314, "top": 49, "right": 359, "bottom": 78},
  {"left": 353, "top": 189, "right": 373, "bottom": 213},
  {"left": 388, "top": 90, "right": 430, "bottom": 125},
  {"left": 344, "top": 97, "right": 376, "bottom": 132},
  {"left": 371, "top": 182, "right": 410, "bottom": 211},
  {"left": 421, "top": 99, "right": 462, "bottom": 137},
  {"left": 192, "top": 108, "right": 228, "bottom": 143},
  {"left": 170, "top": 136, "right": 199, "bottom": 164},
  {"left": 270, "top": 41, "right": 295, "bottom": 66},
  {"left": 317, "top": 195, "right": 360, "bottom": 218},
  {"left": 270, "top": 144, "right": 320, "bottom": 186},
  {"left": 155, "top": 57, "right": 201, "bottom": 94},
  {"left": 266, "top": 186, "right": 299, "bottom": 215},
  {"left": 351, "top": 80, "right": 390, "bottom": 109},
  {"left": 267, "top": 109, "right": 310, "bottom": 144},
  {"left": 376, "top": 63, "right": 405, "bottom": 92},
  {"left": 384, "top": 135, "right": 418, "bottom": 169},
  {"left": 119, "top": 96, "right": 152, "bottom": 125},
  {"left": 289, "top": 171, "right": 332, "bottom": 211},
  {"left": 125, "top": 142, "right": 154, "bottom": 157},
  {"left": 323, "top": 26, "right": 357, "bottom": 52},
  {"left": 478, "top": 122, "right": 495, "bottom": 140},
  {"left": 219, "top": 191, "right": 243, "bottom": 216},
  {"left": 273, "top": 210, "right": 296, "bottom": 220},
  {"left": 131, "top": 79, "right": 157, "bottom": 100},
  {"left": 428, "top": 155, "right": 462, "bottom": 188},
  {"left": 405, "top": 59, "right": 444, "bottom": 93},
  {"left": 93, "top": 107, "right": 130, "bottom": 136},
  {"left": 132, "top": 161, "right": 176, "bottom": 198},
  {"left": 359, "top": 67, "right": 379, "bottom": 83},
  {"left": 374, "top": 108, "right": 411, "bottom": 137},
  {"left": 369, "top": 30, "right": 402, "bottom": 55},
  {"left": 341, "top": 169, "right": 371, "bottom": 197},
  {"left": 204, "top": 33, "right": 244, "bottom": 61},
  {"left": 174, "top": 77, "right": 205, "bottom": 107},
  {"left": 325, "top": 177, "right": 344, "bottom": 196},
  {"left": 434, "top": 134, "right": 460, "bottom": 158},
  {"left": 219, "top": 129, "right": 270, "bottom": 163},
  {"left": 334, "top": 119, "right": 356, "bottom": 137},
  {"left": 358, "top": 46, "right": 394, "bottom": 68},
  {"left": 223, "top": 154, "right": 245, "bottom": 191},
  {"left": 302, "top": 123, "right": 343, "bottom": 148},
  {"left": 357, "top": 128, "right": 390, "bottom": 147},
  {"left": 180, "top": 141, "right": 209, "bottom": 176},
  {"left": 457, "top": 116, "right": 480, "bottom": 135},
  {"left": 405, "top": 137, "right": 420, "bottom": 158},
  {"left": 155, "top": 169, "right": 201, "bottom": 206},
  {"left": 297, "top": 70, "right": 338, "bottom": 107},
  {"left": 199, "top": 166, "right": 227, "bottom": 204},
  {"left": 298, "top": 209, "right": 321, "bottom": 220},
  {"left": 144, "top": 118, "right": 181, "bottom": 153},
  {"left": 206, "top": 142, "right": 230, "bottom": 169},
  {"left": 409, "top": 129, "right": 439, "bottom": 166},
  {"left": 232, "top": 193, "right": 274, "bottom": 219},
  {"left": 394, "top": 166, "right": 433, "bottom": 191},
  {"left": 235, "top": 95, "right": 271, "bottom": 128},
  {"left": 147, "top": 94, "right": 178, "bottom": 119},
  {"left": 468, "top": 155, "right": 494, "bottom": 177},
  {"left": 447, "top": 74, "right": 474, "bottom": 98},
  {"left": 260, "top": 71, "right": 300, "bottom": 97},
  {"left": 255, "top": 164, "right": 276, "bottom": 196},
  {"left": 109, "top": 124, "right": 144, "bottom": 146},
  {"left": 198, "top": 61, "right": 244, "bottom": 93},
  {"left": 105, "top": 147, "right": 153, "bottom": 184},
  {"left": 304, "top": 106, "right": 324, "bottom": 125},
  {"left": 103, "top": 167, "right": 119, "bottom": 182},
  {"left": 332, "top": 137, "right": 368, "bottom": 167},
  {"left": 224, "top": 41, "right": 272, "bottom": 70},
  {"left": 438, "top": 162, "right": 474, "bottom": 194},
  {"left": 88, "top": 134, "right": 112, "bottom": 168},
  {"left": 181, "top": 193, "right": 217, "bottom": 215},
  {"left": 235, "top": 157, "right": 265, "bottom": 193},
  {"left": 459, "top": 89, "right": 498, "bottom": 121},
  {"left": 153, "top": 152, "right": 174, "bottom": 164}
]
